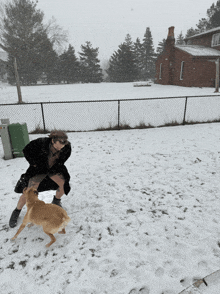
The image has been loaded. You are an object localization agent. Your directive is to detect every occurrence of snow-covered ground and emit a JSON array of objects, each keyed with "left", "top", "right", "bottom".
[
  {"left": 0, "top": 81, "right": 219, "bottom": 104},
  {"left": 0, "top": 82, "right": 220, "bottom": 132},
  {"left": 0, "top": 122, "right": 220, "bottom": 294},
  {"left": 0, "top": 82, "right": 220, "bottom": 293}
]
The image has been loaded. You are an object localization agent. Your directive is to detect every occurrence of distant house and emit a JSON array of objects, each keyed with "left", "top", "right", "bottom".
[
  {"left": 155, "top": 26, "right": 220, "bottom": 87},
  {"left": 0, "top": 51, "right": 8, "bottom": 82}
]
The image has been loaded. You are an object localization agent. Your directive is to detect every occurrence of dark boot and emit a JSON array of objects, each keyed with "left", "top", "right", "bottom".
[
  {"left": 51, "top": 196, "right": 62, "bottom": 207},
  {"left": 9, "top": 208, "right": 21, "bottom": 228}
]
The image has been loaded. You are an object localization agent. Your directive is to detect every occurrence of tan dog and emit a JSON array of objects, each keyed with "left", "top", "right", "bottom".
[{"left": 11, "top": 187, "right": 71, "bottom": 247}]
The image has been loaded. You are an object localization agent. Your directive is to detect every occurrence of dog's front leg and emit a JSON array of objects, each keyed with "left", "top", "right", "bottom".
[{"left": 11, "top": 223, "right": 26, "bottom": 240}]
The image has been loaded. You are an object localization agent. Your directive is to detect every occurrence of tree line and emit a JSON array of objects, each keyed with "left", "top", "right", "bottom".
[
  {"left": 107, "top": 29, "right": 155, "bottom": 82},
  {"left": 185, "top": 0, "right": 220, "bottom": 38},
  {"left": 0, "top": 0, "right": 103, "bottom": 85},
  {"left": 1, "top": 0, "right": 220, "bottom": 85}
]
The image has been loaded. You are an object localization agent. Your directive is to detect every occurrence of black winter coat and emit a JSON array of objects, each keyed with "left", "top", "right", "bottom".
[{"left": 14, "top": 137, "right": 72, "bottom": 195}]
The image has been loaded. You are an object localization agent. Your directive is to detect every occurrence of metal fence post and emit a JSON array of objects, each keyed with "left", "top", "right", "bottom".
[
  {"left": 1, "top": 94, "right": 220, "bottom": 133},
  {"left": 118, "top": 100, "right": 120, "bottom": 129},
  {"left": 41, "top": 103, "right": 46, "bottom": 132},
  {"left": 183, "top": 97, "right": 188, "bottom": 125}
]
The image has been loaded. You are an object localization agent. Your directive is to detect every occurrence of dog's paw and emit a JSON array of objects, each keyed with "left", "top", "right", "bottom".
[
  {"left": 58, "top": 228, "right": 66, "bottom": 234},
  {"left": 11, "top": 236, "right": 16, "bottom": 241},
  {"left": 27, "top": 223, "right": 34, "bottom": 228}
]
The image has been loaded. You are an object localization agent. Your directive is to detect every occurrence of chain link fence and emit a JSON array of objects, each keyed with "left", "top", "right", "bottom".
[{"left": 0, "top": 95, "right": 220, "bottom": 133}]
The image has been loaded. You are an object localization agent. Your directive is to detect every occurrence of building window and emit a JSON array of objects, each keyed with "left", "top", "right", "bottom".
[
  {"left": 159, "top": 63, "right": 162, "bottom": 79},
  {"left": 180, "top": 61, "right": 185, "bottom": 80},
  {"left": 212, "top": 33, "right": 220, "bottom": 46}
]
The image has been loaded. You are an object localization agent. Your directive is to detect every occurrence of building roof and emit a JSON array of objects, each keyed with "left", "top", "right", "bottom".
[
  {"left": 0, "top": 51, "right": 7, "bottom": 61},
  {"left": 185, "top": 26, "right": 220, "bottom": 40},
  {"left": 175, "top": 45, "right": 220, "bottom": 57}
]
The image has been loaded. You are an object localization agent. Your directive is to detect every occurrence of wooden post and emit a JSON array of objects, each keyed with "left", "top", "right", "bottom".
[
  {"left": 14, "top": 57, "right": 23, "bottom": 103},
  {"left": 215, "top": 58, "right": 219, "bottom": 93}
]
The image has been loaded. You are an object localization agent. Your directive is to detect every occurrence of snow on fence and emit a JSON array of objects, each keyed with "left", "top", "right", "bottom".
[{"left": 0, "top": 95, "right": 220, "bottom": 132}]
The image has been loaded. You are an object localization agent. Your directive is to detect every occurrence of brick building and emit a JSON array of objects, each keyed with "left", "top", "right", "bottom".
[{"left": 155, "top": 26, "right": 220, "bottom": 87}]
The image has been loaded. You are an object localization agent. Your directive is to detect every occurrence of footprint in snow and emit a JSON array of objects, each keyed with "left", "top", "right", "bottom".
[
  {"left": 128, "top": 286, "right": 150, "bottom": 294},
  {"left": 138, "top": 286, "right": 150, "bottom": 293},
  {"left": 128, "top": 288, "right": 138, "bottom": 294}
]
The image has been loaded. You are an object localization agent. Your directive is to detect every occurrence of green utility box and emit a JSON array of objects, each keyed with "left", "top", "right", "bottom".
[{"left": 8, "top": 123, "right": 30, "bottom": 157}]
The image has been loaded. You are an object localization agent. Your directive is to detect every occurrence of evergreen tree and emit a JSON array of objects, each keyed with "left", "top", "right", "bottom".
[
  {"left": 79, "top": 41, "right": 103, "bottom": 83},
  {"left": 176, "top": 32, "right": 185, "bottom": 45},
  {"left": 1, "top": 0, "right": 46, "bottom": 84},
  {"left": 59, "top": 44, "right": 80, "bottom": 83},
  {"left": 133, "top": 37, "right": 144, "bottom": 80},
  {"left": 36, "top": 32, "right": 60, "bottom": 84},
  {"left": 107, "top": 51, "right": 121, "bottom": 82},
  {"left": 142, "top": 27, "right": 156, "bottom": 80},
  {"left": 196, "top": 18, "right": 210, "bottom": 32},
  {"left": 2, "top": 0, "right": 43, "bottom": 84},
  {"left": 185, "top": 27, "right": 199, "bottom": 39},
  {"left": 124, "top": 33, "right": 133, "bottom": 48},
  {"left": 125, "top": 34, "right": 141, "bottom": 80},
  {"left": 185, "top": 1, "right": 220, "bottom": 39},
  {"left": 207, "top": 0, "right": 220, "bottom": 28},
  {"left": 107, "top": 39, "right": 138, "bottom": 83},
  {"left": 1, "top": 0, "right": 62, "bottom": 85},
  {"left": 156, "top": 38, "right": 166, "bottom": 57}
]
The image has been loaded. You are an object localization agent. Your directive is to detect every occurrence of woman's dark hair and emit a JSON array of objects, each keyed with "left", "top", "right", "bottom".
[{"left": 49, "top": 131, "right": 68, "bottom": 142}]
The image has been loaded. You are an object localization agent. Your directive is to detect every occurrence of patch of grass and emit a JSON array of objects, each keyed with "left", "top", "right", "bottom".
[
  {"left": 30, "top": 125, "right": 50, "bottom": 134},
  {"left": 95, "top": 123, "right": 120, "bottom": 131},
  {"left": 158, "top": 118, "right": 220, "bottom": 128},
  {"left": 29, "top": 125, "right": 69, "bottom": 134},
  {"left": 95, "top": 122, "right": 154, "bottom": 132},
  {"left": 119, "top": 123, "right": 132, "bottom": 130},
  {"left": 28, "top": 117, "right": 220, "bottom": 134},
  {"left": 133, "top": 122, "right": 154, "bottom": 129},
  {"left": 184, "top": 118, "right": 220, "bottom": 125},
  {"left": 161, "top": 120, "right": 182, "bottom": 127}
]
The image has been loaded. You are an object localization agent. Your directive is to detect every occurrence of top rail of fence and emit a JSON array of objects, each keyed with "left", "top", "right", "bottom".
[{"left": 0, "top": 94, "right": 220, "bottom": 106}]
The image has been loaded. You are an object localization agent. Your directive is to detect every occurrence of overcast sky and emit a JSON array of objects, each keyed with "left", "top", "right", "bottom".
[{"left": 1, "top": 0, "right": 217, "bottom": 62}]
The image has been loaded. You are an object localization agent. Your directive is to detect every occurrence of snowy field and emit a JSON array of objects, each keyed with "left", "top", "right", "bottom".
[
  {"left": 0, "top": 82, "right": 220, "bottom": 293},
  {"left": 0, "top": 81, "right": 220, "bottom": 103},
  {"left": 0, "top": 122, "right": 220, "bottom": 294},
  {"left": 0, "top": 82, "right": 220, "bottom": 132}
]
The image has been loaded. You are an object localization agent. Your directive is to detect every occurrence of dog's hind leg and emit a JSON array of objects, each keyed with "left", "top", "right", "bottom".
[{"left": 44, "top": 231, "right": 56, "bottom": 247}]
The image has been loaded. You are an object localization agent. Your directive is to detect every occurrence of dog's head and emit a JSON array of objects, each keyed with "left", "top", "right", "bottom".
[{"left": 23, "top": 187, "right": 39, "bottom": 202}]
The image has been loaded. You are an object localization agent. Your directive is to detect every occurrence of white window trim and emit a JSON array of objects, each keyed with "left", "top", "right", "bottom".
[
  {"left": 212, "top": 33, "right": 220, "bottom": 47},
  {"left": 180, "top": 61, "right": 184, "bottom": 80}
]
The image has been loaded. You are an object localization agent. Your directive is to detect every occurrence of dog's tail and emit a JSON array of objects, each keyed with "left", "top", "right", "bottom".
[
  {"left": 61, "top": 215, "right": 71, "bottom": 228},
  {"left": 57, "top": 216, "right": 71, "bottom": 233}
]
